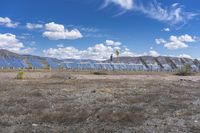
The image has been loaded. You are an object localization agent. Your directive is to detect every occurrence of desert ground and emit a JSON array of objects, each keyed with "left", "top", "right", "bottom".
[{"left": 0, "top": 70, "right": 200, "bottom": 133}]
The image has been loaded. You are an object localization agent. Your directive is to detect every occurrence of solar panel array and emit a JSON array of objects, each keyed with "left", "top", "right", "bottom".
[{"left": 0, "top": 50, "right": 200, "bottom": 71}]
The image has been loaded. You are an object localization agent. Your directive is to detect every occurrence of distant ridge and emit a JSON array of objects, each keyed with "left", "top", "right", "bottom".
[{"left": 0, "top": 49, "right": 200, "bottom": 71}]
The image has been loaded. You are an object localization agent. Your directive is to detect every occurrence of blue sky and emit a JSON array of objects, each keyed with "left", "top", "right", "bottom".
[{"left": 0, "top": 0, "right": 200, "bottom": 60}]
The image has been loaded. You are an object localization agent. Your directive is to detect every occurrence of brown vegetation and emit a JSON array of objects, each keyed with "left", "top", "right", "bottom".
[{"left": 0, "top": 71, "right": 200, "bottom": 132}]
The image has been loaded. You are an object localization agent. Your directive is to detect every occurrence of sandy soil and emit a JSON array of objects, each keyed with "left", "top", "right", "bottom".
[
  {"left": 77, "top": 74, "right": 200, "bottom": 82},
  {"left": 1, "top": 71, "right": 200, "bottom": 81},
  {"left": 0, "top": 71, "right": 200, "bottom": 133}
]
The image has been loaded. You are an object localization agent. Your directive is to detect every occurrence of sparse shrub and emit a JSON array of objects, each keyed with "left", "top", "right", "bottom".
[
  {"left": 44, "top": 64, "right": 51, "bottom": 71},
  {"left": 27, "top": 63, "right": 33, "bottom": 70},
  {"left": 16, "top": 70, "right": 25, "bottom": 79},
  {"left": 93, "top": 71, "right": 108, "bottom": 75},
  {"left": 57, "top": 64, "right": 64, "bottom": 71},
  {"left": 175, "top": 64, "right": 193, "bottom": 76},
  {"left": 47, "top": 64, "right": 51, "bottom": 70}
]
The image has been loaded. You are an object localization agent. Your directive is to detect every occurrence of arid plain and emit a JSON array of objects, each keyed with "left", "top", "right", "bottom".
[{"left": 0, "top": 70, "right": 200, "bottom": 133}]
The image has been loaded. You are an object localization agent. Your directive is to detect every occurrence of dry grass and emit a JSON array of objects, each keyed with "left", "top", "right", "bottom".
[{"left": 0, "top": 71, "right": 200, "bottom": 132}]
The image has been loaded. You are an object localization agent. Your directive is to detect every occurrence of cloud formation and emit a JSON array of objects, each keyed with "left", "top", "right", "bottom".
[
  {"left": 156, "top": 34, "right": 196, "bottom": 50},
  {"left": 26, "top": 23, "right": 43, "bottom": 29},
  {"left": 163, "top": 28, "right": 170, "bottom": 32},
  {"left": 0, "top": 33, "right": 34, "bottom": 54},
  {"left": 178, "top": 54, "right": 192, "bottom": 59},
  {"left": 43, "top": 40, "right": 135, "bottom": 60},
  {"left": 43, "top": 22, "right": 83, "bottom": 40},
  {"left": 105, "top": 0, "right": 134, "bottom": 10},
  {"left": 148, "top": 50, "right": 160, "bottom": 57},
  {"left": 155, "top": 38, "right": 166, "bottom": 44},
  {"left": 135, "top": 2, "right": 197, "bottom": 26},
  {"left": 43, "top": 40, "right": 163, "bottom": 60},
  {"left": 0, "top": 17, "right": 19, "bottom": 28},
  {"left": 104, "top": 0, "right": 198, "bottom": 26},
  {"left": 105, "top": 40, "right": 121, "bottom": 46}
]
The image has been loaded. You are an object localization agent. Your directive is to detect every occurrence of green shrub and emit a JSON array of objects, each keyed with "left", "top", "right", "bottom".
[
  {"left": 175, "top": 64, "right": 192, "bottom": 76},
  {"left": 16, "top": 70, "right": 25, "bottom": 79}
]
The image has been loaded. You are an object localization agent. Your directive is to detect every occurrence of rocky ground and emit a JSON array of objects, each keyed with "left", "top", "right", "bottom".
[{"left": 0, "top": 71, "right": 200, "bottom": 133}]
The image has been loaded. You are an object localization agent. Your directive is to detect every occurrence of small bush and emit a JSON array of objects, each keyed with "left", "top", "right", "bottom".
[
  {"left": 27, "top": 63, "right": 33, "bottom": 70},
  {"left": 16, "top": 70, "right": 25, "bottom": 79},
  {"left": 44, "top": 64, "right": 51, "bottom": 71},
  {"left": 175, "top": 64, "right": 193, "bottom": 76},
  {"left": 93, "top": 71, "right": 108, "bottom": 75}
]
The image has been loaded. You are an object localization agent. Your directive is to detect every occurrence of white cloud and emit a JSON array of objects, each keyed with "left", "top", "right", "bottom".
[
  {"left": 155, "top": 34, "right": 196, "bottom": 50},
  {"left": 45, "top": 22, "right": 64, "bottom": 32},
  {"left": 43, "top": 47, "right": 81, "bottom": 59},
  {"left": 43, "top": 22, "right": 83, "bottom": 40},
  {"left": 120, "top": 47, "right": 136, "bottom": 57},
  {"left": 164, "top": 40, "right": 188, "bottom": 50},
  {"left": 163, "top": 28, "right": 170, "bottom": 32},
  {"left": 0, "top": 33, "right": 35, "bottom": 54},
  {"left": 0, "top": 17, "right": 19, "bottom": 28},
  {"left": 43, "top": 40, "right": 137, "bottom": 60},
  {"left": 26, "top": 23, "right": 43, "bottom": 29},
  {"left": 155, "top": 38, "right": 166, "bottom": 44},
  {"left": 149, "top": 50, "right": 160, "bottom": 57},
  {"left": 105, "top": 0, "right": 198, "bottom": 25},
  {"left": 0, "top": 33, "right": 23, "bottom": 50},
  {"left": 178, "top": 34, "right": 195, "bottom": 42},
  {"left": 80, "top": 27, "right": 99, "bottom": 32},
  {"left": 114, "top": 46, "right": 121, "bottom": 50},
  {"left": 43, "top": 44, "right": 114, "bottom": 60},
  {"left": 105, "top": 40, "right": 121, "bottom": 46},
  {"left": 134, "top": 2, "right": 198, "bottom": 26},
  {"left": 178, "top": 54, "right": 192, "bottom": 59},
  {"left": 43, "top": 40, "right": 164, "bottom": 60},
  {"left": 57, "top": 44, "right": 64, "bottom": 48},
  {"left": 82, "top": 43, "right": 115, "bottom": 60},
  {"left": 105, "top": 0, "right": 134, "bottom": 10}
]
